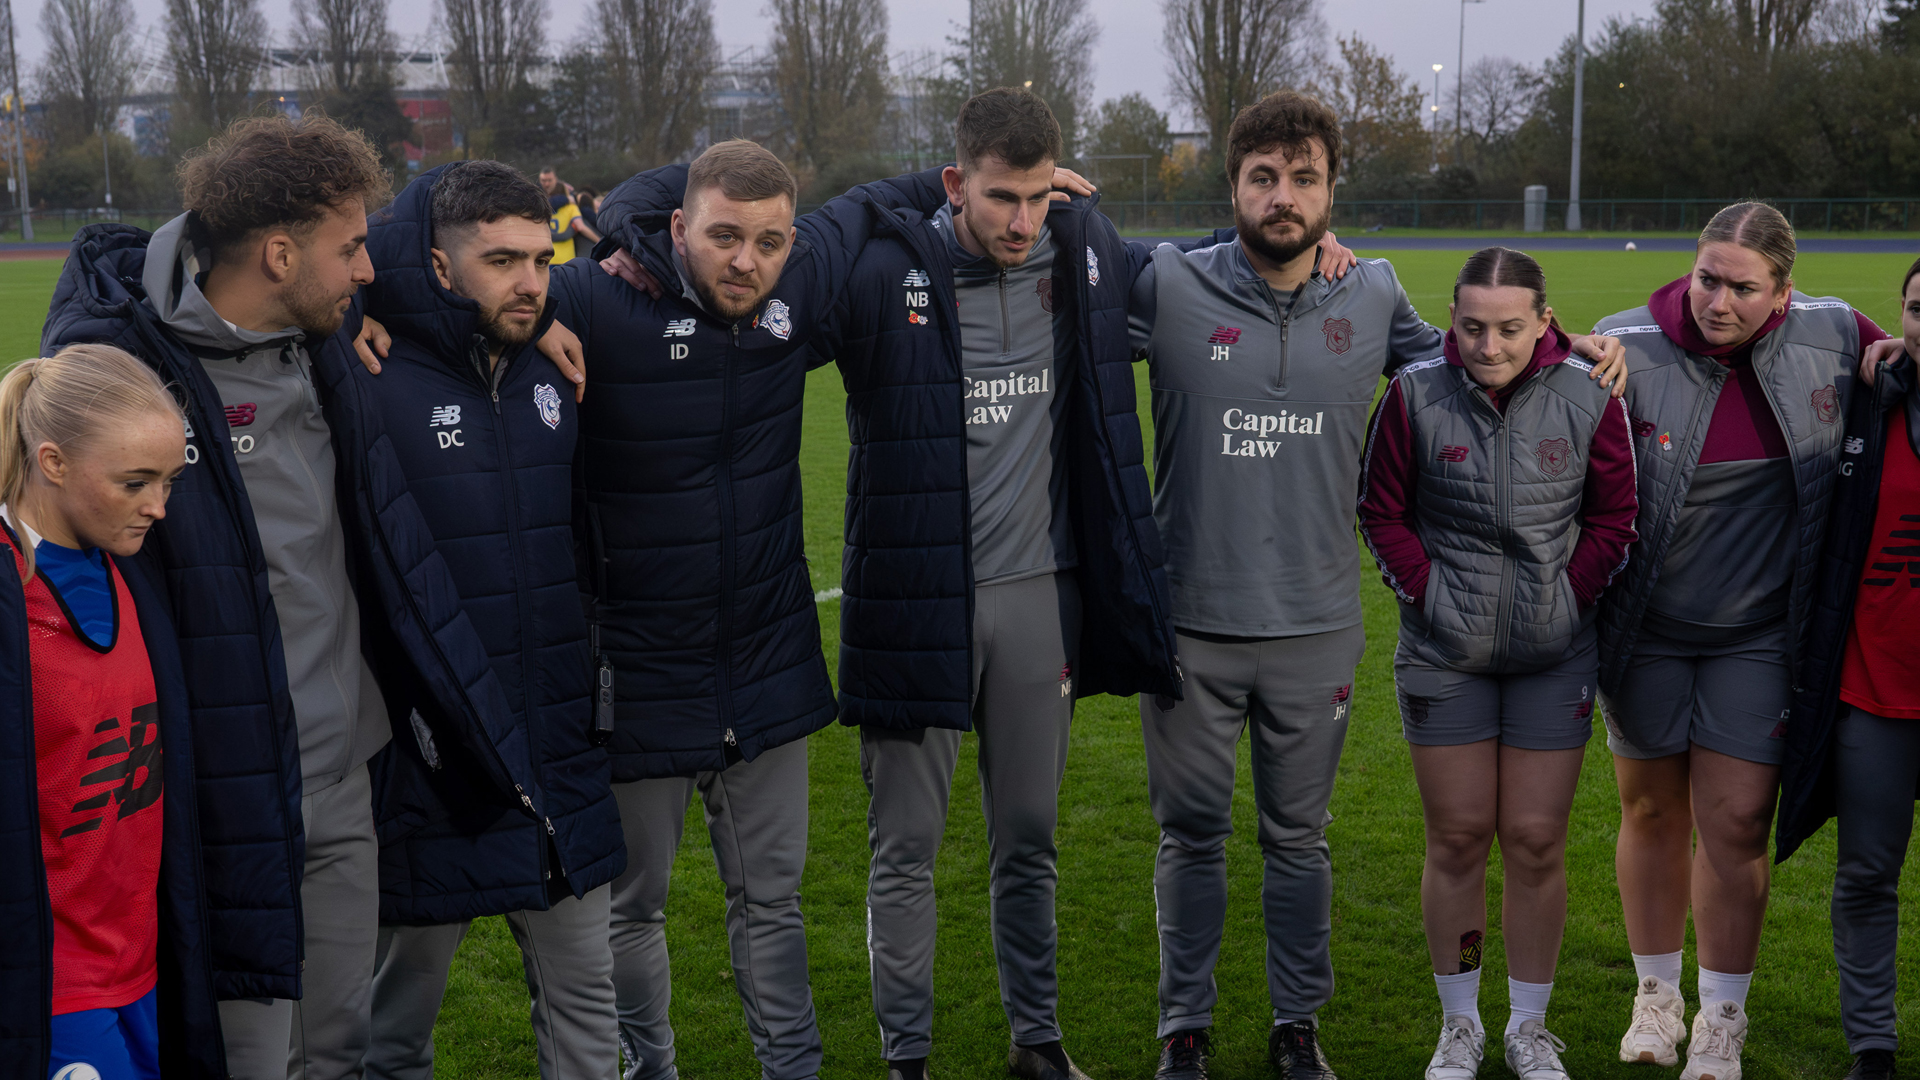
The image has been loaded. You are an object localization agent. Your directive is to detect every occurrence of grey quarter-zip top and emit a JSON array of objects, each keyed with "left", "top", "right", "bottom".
[
  {"left": 142, "top": 213, "right": 391, "bottom": 792},
  {"left": 933, "top": 204, "right": 1077, "bottom": 587},
  {"left": 1131, "top": 240, "right": 1443, "bottom": 636}
]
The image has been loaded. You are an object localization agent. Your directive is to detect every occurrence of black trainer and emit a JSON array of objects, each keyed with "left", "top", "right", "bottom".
[
  {"left": 1269, "top": 1021, "right": 1337, "bottom": 1080},
  {"left": 1155, "top": 1029, "right": 1211, "bottom": 1080},
  {"left": 887, "top": 1058, "right": 930, "bottom": 1080},
  {"left": 1847, "top": 1048, "right": 1897, "bottom": 1080},
  {"left": 1008, "top": 1042, "right": 1092, "bottom": 1080}
]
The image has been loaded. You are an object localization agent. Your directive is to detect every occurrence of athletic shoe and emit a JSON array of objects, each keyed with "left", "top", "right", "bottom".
[
  {"left": 1425, "top": 1017, "right": 1484, "bottom": 1080},
  {"left": 1270, "top": 1020, "right": 1338, "bottom": 1079},
  {"left": 887, "top": 1059, "right": 930, "bottom": 1080},
  {"left": 1620, "top": 975, "right": 1687, "bottom": 1065},
  {"left": 1007, "top": 1043, "right": 1091, "bottom": 1080},
  {"left": 1504, "top": 1020, "right": 1571, "bottom": 1080},
  {"left": 1679, "top": 1000, "right": 1749, "bottom": 1080},
  {"left": 1845, "top": 1048, "right": 1896, "bottom": 1080},
  {"left": 1154, "top": 1030, "right": 1210, "bottom": 1080}
]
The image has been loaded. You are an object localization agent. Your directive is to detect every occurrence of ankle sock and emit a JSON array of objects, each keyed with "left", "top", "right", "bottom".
[
  {"left": 1698, "top": 967, "right": 1752, "bottom": 1010},
  {"left": 1016, "top": 1040, "right": 1070, "bottom": 1075},
  {"left": 1505, "top": 978, "right": 1553, "bottom": 1036},
  {"left": 887, "top": 1059, "right": 928, "bottom": 1080},
  {"left": 1435, "top": 969, "right": 1483, "bottom": 1033},
  {"left": 1632, "top": 950, "right": 1684, "bottom": 988}
]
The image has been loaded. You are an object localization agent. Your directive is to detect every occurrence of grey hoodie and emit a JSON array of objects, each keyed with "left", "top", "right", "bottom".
[{"left": 142, "top": 214, "right": 389, "bottom": 792}]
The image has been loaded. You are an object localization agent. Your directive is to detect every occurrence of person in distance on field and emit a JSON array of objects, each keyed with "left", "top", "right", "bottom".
[
  {"left": 351, "top": 160, "right": 625, "bottom": 1080},
  {"left": 0, "top": 345, "right": 221, "bottom": 1080},
  {"left": 1594, "top": 202, "right": 1889, "bottom": 1080},
  {"left": 1359, "top": 248, "right": 1638, "bottom": 1080},
  {"left": 1774, "top": 257, "right": 1920, "bottom": 1080}
]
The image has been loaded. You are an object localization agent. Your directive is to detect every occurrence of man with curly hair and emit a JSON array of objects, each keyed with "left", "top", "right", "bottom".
[{"left": 41, "top": 113, "right": 572, "bottom": 1080}]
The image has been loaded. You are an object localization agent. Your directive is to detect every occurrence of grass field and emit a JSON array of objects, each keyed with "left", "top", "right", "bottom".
[{"left": 8, "top": 245, "right": 1919, "bottom": 1079}]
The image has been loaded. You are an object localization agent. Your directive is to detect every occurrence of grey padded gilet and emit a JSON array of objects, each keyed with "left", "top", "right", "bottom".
[
  {"left": 1382, "top": 355, "right": 1615, "bottom": 674},
  {"left": 1591, "top": 295, "right": 1860, "bottom": 696}
]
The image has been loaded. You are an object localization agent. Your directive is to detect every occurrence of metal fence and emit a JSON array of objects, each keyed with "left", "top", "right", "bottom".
[
  {"left": 1090, "top": 197, "right": 1920, "bottom": 234},
  {"left": 0, "top": 208, "right": 182, "bottom": 244}
]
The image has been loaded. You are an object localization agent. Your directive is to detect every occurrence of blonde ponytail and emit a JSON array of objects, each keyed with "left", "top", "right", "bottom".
[{"left": 0, "top": 344, "right": 183, "bottom": 580}]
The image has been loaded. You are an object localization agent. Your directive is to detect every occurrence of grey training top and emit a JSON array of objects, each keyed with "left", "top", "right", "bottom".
[
  {"left": 143, "top": 214, "right": 391, "bottom": 792},
  {"left": 1642, "top": 458, "right": 1795, "bottom": 639},
  {"left": 933, "top": 205, "right": 1076, "bottom": 586},
  {"left": 1131, "top": 243, "right": 1443, "bottom": 636}
]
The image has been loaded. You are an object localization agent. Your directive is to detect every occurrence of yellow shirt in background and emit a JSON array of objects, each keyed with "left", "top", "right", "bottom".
[{"left": 550, "top": 201, "right": 582, "bottom": 262}]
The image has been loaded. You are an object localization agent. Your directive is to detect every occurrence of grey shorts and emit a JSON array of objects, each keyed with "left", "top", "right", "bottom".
[
  {"left": 1602, "top": 621, "right": 1791, "bottom": 764},
  {"left": 1395, "top": 629, "right": 1599, "bottom": 751}
]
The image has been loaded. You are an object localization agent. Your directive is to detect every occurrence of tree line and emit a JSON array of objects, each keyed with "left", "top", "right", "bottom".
[{"left": 16, "top": 0, "right": 1920, "bottom": 213}]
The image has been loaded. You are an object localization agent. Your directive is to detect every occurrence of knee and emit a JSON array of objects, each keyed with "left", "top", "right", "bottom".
[
  {"left": 1498, "top": 820, "right": 1568, "bottom": 880},
  {"left": 1620, "top": 789, "right": 1689, "bottom": 836},
  {"left": 1425, "top": 823, "right": 1494, "bottom": 874},
  {"left": 1696, "top": 799, "right": 1774, "bottom": 857}
]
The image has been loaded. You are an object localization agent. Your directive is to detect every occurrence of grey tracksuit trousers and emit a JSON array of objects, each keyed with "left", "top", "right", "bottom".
[
  {"left": 1140, "top": 624, "right": 1366, "bottom": 1037},
  {"left": 218, "top": 764, "right": 380, "bottom": 1080},
  {"left": 1833, "top": 704, "right": 1920, "bottom": 1053},
  {"left": 364, "top": 885, "right": 617, "bottom": 1080},
  {"left": 861, "top": 571, "right": 1082, "bottom": 1060},
  {"left": 609, "top": 736, "right": 820, "bottom": 1080}
]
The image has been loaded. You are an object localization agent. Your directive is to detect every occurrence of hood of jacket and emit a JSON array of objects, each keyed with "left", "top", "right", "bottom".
[
  {"left": 363, "top": 164, "right": 555, "bottom": 366},
  {"left": 1649, "top": 274, "right": 1788, "bottom": 360},
  {"left": 140, "top": 213, "right": 305, "bottom": 357},
  {"left": 1442, "top": 324, "right": 1574, "bottom": 409}
]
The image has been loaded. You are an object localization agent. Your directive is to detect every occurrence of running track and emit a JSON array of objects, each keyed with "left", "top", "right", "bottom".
[{"left": 1126, "top": 234, "right": 1920, "bottom": 254}]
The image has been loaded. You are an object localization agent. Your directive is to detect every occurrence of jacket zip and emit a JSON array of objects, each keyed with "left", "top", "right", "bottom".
[
  {"left": 1256, "top": 279, "right": 1307, "bottom": 389},
  {"left": 1749, "top": 340, "right": 1811, "bottom": 679},
  {"left": 1480, "top": 381, "right": 1524, "bottom": 669},
  {"left": 716, "top": 323, "right": 740, "bottom": 752},
  {"left": 998, "top": 268, "right": 1011, "bottom": 355},
  {"left": 473, "top": 339, "right": 564, "bottom": 879}
]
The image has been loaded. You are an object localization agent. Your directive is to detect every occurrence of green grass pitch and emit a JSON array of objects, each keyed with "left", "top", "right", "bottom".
[{"left": 4, "top": 246, "right": 1917, "bottom": 1078}]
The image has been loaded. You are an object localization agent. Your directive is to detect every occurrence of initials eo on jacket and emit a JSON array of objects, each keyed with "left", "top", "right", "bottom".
[{"left": 1395, "top": 356, "right": 1614, "bottom": 674}]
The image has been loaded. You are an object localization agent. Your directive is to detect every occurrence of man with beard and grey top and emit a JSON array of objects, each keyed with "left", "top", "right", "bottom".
[{"left": 1128, "top": 91, "right": 1627, "bottom": 1080}]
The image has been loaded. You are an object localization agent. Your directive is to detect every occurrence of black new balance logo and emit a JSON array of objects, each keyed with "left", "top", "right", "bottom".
[
  {"left": 1863, "top": 514, "right": 1920, "bottom": 588},
  {"left": 64, "top": 702, "right": 162, "bottom": 838},
  {"left": 1438, "top": 445, "right": 1469, "bottom": 462}
]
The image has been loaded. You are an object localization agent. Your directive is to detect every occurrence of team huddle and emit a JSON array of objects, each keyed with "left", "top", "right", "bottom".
[{"left": 3, "top": 81, "right": 1916, "bottom": 1080}]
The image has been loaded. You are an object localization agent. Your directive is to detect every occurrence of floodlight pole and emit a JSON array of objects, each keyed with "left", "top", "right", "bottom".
[
  {"left": 968, "top": 0, "right": 977, "bottom": 95},
  {"left": 1456, "top": 0, "right": 1483, "bottom": 154},
  {"left": 2, "top": 0, "right": 27, "bottom": 240},
  {"left": 1567, "top": 0, "right": 1586, "bottom": 231}
]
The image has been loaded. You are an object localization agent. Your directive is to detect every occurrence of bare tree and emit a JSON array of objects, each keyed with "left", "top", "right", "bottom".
[
  {"left": 167, "top": 0, "right": 268, "bottom": 132},
  {"left": 1449, "top": 57, "right": 1540, "bottom": 145},
  {"left": 293, "top": 0, "right": 394, "bottom": 94},
  {"left": 766, "top": 0, "right": 891, "bottom": 173},
  {"left": 957, "top": 0, "right": 1098, "bottom": 154},
  {"left": 596, "top": 0, "right": 715, "bottom": 166},
  {"left": 1162, "top": 0, "right": 1322, "bottom": 154},
  {"left": 1309, "top": 33, "right": 1427, "bottom": 190},
  {"left": 37, "top": 0, "right": 136, "bottom": 140},
  {"left": 439, "top": 0, "right": 547, "bottom": 145}
]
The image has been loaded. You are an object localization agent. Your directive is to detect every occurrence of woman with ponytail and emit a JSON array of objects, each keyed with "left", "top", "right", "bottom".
[
  {"left": 1594, "top": 203, "right": 1890, "bottom": 1079},
  {"left": 0, "top": 344, "right": 224, "bottom": 1080},
  {"left": 1360, "top": 248, "right": 1639, "bottom": 1080}
]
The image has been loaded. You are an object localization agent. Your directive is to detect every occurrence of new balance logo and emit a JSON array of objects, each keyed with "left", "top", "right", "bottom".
[
  {"left": 903, "top": 269, "right": 931, "bottom": 287},
  {"left": 430, "top": 406, "right": 462, "bottom": 427},
  {"left": 1208, "top": 326, "right": 1242, "bottom": 344},
  {"left": 224, "top": 403, "right": 257, "bottom": 428},
  {"left": 1438, "top": 445, "right": 1469, "bottom": 462},
  {"left": 663, "top": 319, "right": 696, "bottom": 337},
  {"left": 1846, "top": 436, "right": 1866, "bottom": 454}
]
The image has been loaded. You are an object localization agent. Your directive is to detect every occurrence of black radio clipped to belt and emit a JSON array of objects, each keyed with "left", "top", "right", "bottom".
[{"left": 590, "top": 622, "right": 615, "bottom": 746}]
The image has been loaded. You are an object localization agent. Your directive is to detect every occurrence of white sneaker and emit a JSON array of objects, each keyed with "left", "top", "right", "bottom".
[
  {"left": 1504, "top": 1020, "right": 1570, "bottom": 1080},
  {"left": 1426, "top": 1016, "right": 1485, "bottom": 1080},
  {"left": 1620, "top": 975, "right": 1687, "bottom": 1065},
  {"left": 1678, "top": 999, "right": 1748, "bottom": 1080}
]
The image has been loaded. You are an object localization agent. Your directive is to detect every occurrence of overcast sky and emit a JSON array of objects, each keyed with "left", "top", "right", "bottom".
[{"left": 17, "top": 0, "right": 1658, "bottom": 124}]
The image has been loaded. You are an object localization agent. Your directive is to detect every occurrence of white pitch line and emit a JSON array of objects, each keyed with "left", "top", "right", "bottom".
[{"left": 814, "top": 587, "right": 843, "bottom": 603}]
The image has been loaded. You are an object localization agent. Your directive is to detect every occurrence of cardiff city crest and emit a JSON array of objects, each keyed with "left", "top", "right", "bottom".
[
  {"left": 762, "top": 298, "right": 793, "bottom": 341},
  {"left": 1811, "top": 384, "right": 1839, "bottom": 425},
  {"left": 1535, "top": 436, "right": 1573, "bottom": 477},
  {"left": 1322, "top": 317, "right": 1354, "bottom": 354},
  {"left": 534, "top": 383, "right": 562, "bottom": 430},
  {"left": 1086, "top": 246, "right": 1100, "bottom": 286}
]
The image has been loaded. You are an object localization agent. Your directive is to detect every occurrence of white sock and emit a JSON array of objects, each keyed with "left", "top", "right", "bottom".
[
  {"left": 1505, "top": 978, "right": 1553, "bottom": 1036},
  {"left": 1632, "top": 950, "right": 1684, "bottom": 988},
  {"left": 1435, "top": 969, "right": 1483, "bottom": 1032},
  {"left": 1698, "top": 967, "right": 1752, "bottom": 1010}
]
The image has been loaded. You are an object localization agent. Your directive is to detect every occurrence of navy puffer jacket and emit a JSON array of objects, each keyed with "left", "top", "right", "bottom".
[
  {"left": 556, "top": 167, "right": 908, "bottom": 779},
  {"left": 817, "top": 187, "right": 1182, "bottom": 727},
  {"left": 353, "top": 166, "right": 623, "bottom": 922},
  {"left": 0, "top": 547, "right": 225, "bottom": 1079},
  {"left": 43, "top": 224, "right": 533, "bottom": 996}
]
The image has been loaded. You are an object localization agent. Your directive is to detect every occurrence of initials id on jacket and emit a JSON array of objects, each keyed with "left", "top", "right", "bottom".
[
  {"left": 1592, "top": 294, "right": 1861, "bottom": 695},
  {"left": 1136, "top": 244, "right": 1442, "bottom": 635},
  {"left": 1390, "top": 354, "right": 1615, "bottom": 673}
]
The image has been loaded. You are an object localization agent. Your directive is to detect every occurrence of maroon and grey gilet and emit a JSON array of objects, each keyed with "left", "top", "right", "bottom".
[
  {"left": 1592, "top": 295, "right": 1860, "bottom": 695},
  {"left": 1388, "top": 354, "right": 1615, "bottom": 673}
]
